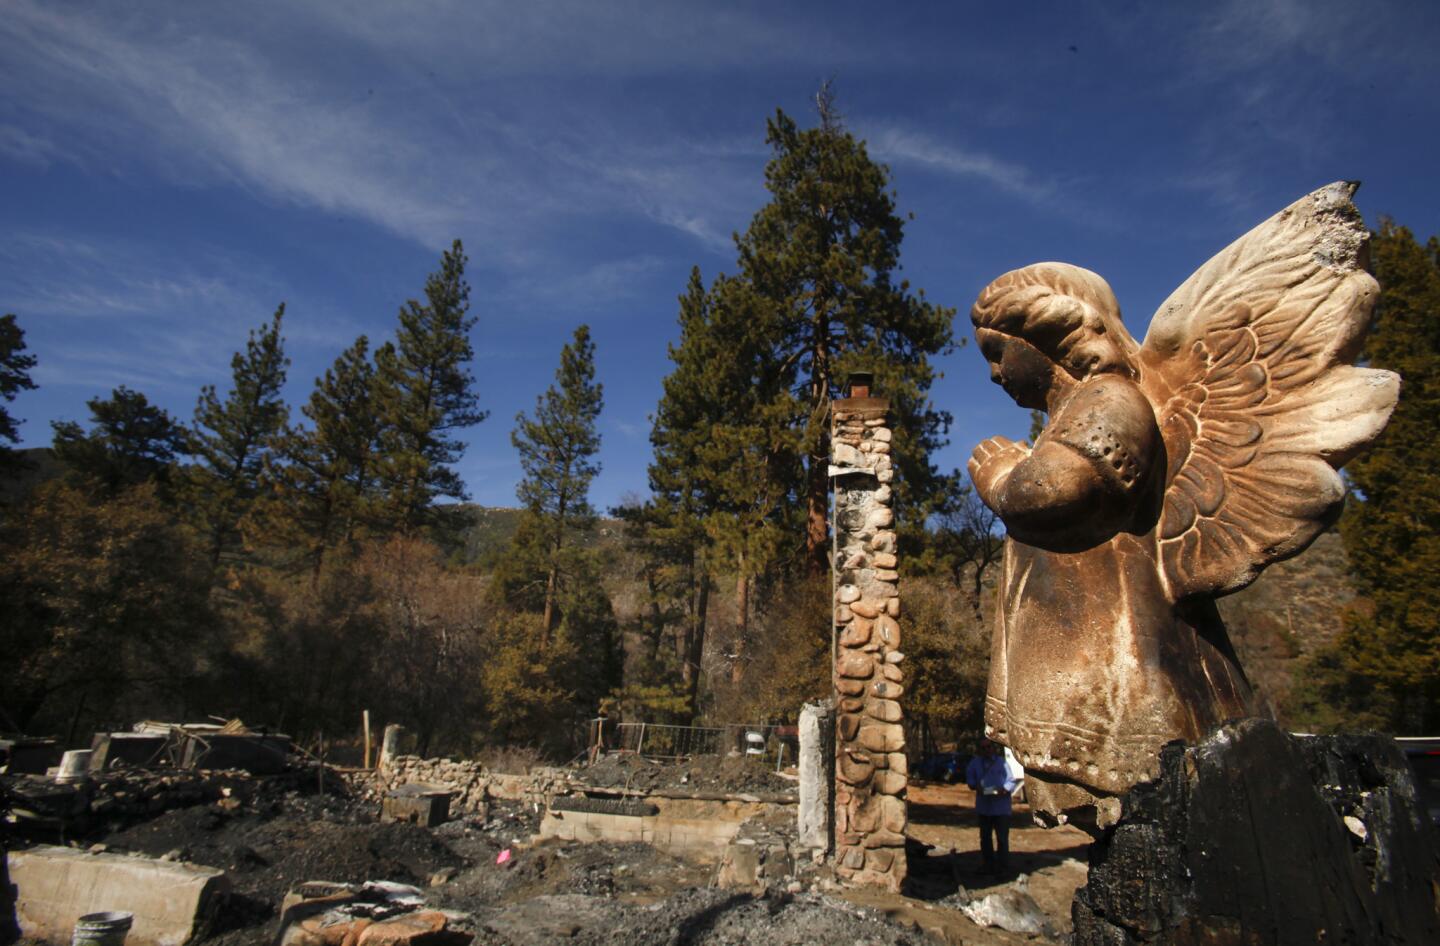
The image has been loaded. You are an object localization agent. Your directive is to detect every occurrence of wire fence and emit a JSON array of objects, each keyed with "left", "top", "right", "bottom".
[{"left": 596, "top": 721, "right": 798, "bottom": 767}]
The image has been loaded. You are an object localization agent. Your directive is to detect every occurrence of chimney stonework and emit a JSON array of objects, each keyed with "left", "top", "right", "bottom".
[{"left": 830, "top": 390, "right": 906, "bottom": 892}]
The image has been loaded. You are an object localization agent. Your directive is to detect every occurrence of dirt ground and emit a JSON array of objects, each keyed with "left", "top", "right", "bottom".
[
  {"left": 858, "top": 782, "right": 1093, "bottom": 944},
  {"left": 9, "top": 771, "right": 1091, "bottom": 945}
]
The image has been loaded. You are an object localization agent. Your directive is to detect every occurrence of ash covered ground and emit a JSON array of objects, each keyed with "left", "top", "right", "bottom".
[
  {"left": 580, "top": 753, "right": 798, "bottom": 795},
  {"left": 6, "top": 762, "right": 1088, "bottom": 945}
]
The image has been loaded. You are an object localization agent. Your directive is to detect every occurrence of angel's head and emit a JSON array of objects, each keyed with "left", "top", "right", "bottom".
[{"left": 971, "top": 263, "right": 1138, "bottom": 408}]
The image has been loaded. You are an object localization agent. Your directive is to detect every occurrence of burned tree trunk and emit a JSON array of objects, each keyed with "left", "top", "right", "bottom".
[{"left": 1073, "top": 718, "right": 1439, "bottom": 945}]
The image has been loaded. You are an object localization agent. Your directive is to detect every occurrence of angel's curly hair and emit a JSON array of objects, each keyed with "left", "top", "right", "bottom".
[{"left": 971, "top": 262, "right": 1138, "bottom": 380}]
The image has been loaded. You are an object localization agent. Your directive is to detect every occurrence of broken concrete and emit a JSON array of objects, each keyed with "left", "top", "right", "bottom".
[
  {"left": 7, "top": 845, "right": 229, "bottom": 946},
  {"left": 276, "top": 880, "right": 473, "bottom": 946},
  {"left": 958, "top": 879, "right": 1057, "bottom": 938},
  {"left": 797, "top": 700, "right": 833, "bottom": 852},
  {"left": 540, "top": 793, "right": 787, "bottom": 857},
  {"left": 380, "top": 725, "right": 405, "bottom": 774},
  {"left": 382, "top": 785, "right": 453, "bottom": 828}
]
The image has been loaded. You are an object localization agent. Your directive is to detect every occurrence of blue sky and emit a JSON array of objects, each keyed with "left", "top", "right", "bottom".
[{"left": 2, "top": 1, "right": 1437, "bottom": 511}]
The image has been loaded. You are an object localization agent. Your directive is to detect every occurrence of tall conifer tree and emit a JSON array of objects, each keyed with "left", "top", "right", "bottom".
[
  {"left": 728, "top": 90, "right": 957, "bottom": 572},
  {"left": 647, "top": 271, "right": 723, "bottom": 704},
  {"left": 1292, "top": 222, "right": 1440, "bottom": 732},
  {"left": 187, "top": 305, "right": 290, "bottom": 568},
  {"left": 510, "top": 324, "right": 603, "bottom": 641},
  {"left": 253, "top": 336, "right": 382, "bottom": 577},
  {"left": 373, "top": 240, "right": 485, "bottom": 532},
  {"left": 647, "top": 268, "right": 796, "bottom": 704},
  {"left": 52, "top": 386, "right": 187, "bottom": 496},
  {"left": 0, "top": 313, "right": 38, "bottom": 474}
]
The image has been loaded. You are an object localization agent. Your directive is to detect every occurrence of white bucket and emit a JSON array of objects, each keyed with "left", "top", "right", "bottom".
[
  {"left": 72, "top": 911, "right": 133, "bottom": 946},
  {"left": 56, "top": 750, "right": 93, "bottom": 783}
]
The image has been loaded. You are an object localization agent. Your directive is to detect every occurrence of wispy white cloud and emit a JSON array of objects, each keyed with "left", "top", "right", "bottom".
[
  {"left": 867, "top": 127, "right": 1053, "bottom": 203},
  {"left": 0, "top": 230, "right": 364, "bottom": 404},
  {"left": 0, "top": 2, "right": 802, "bottom": 259},
  {"left": 1, "top": 3, "right": 466, "bottom": 248},
  {"left": 3, "top": 235, "right": 263, "bottom": 327},
  {"left": 1191, "top": 0, "right": 1427, "bottom": 76},
  {"left": 611, "top": 418, "right": 646, "bottom": 440},
  {"left": 521, "top": 255, "right": 671, "bottom": 307},
  {"left": 307, "top": 0, "right": 882, "bottom": 78},
  {"left": 0, "top": 124, "right": 64, "bottom": 168},
  {"left": 1076, "top": 0, "right": 1437, "bottom": 227}
]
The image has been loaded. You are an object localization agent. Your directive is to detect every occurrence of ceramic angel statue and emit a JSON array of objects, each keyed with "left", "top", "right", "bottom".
[{"left": 967, "top": 182, "right": 1399, "bottom": 824}]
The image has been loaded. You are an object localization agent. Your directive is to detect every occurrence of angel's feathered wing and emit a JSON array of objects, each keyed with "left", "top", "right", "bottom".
[{"left": 1138, "top": 182, "right": 1399, "bottom": 602}]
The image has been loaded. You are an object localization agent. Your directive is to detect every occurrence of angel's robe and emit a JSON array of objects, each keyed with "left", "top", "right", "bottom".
[{"left": 983, "top": 374, "right": 1256, "bottom": 798}]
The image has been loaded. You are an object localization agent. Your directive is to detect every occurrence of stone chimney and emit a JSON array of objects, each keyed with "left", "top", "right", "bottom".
[{"left": 829, "top": 373, "right": 906, "bottom": 892}]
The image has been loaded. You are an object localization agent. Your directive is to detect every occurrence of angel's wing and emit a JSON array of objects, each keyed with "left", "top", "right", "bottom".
[{"left": 1138, "top": 182, "right": 1399, "bottom": 602}]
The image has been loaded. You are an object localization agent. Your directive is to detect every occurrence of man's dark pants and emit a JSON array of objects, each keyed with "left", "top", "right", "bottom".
[{"left": 978, "top": 813, "right": 1009, "bottom": 870}]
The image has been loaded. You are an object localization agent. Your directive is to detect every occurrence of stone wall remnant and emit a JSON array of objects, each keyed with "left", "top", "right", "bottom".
[
  {"left": 372, "top": 755, "right": 570, "bottom": 816},
  {"left": 966, "top": 182, "right": 1400, "bottom": 824},
  {"left": 830, "top": 380, "right": 907, "bottom": 892}
]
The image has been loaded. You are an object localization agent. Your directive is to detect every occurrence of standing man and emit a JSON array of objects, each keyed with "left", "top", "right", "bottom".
[{"left": 966, "top": 736, "right": 1021, "bottom": 874}]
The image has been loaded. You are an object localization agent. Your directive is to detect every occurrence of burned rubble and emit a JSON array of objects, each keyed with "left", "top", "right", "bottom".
[
  {"left": 7, "top": 730, "right": 1029, "bottom": 946},
  {"left": 24, "top": 696, "right": 1435, "bottom": 944}
]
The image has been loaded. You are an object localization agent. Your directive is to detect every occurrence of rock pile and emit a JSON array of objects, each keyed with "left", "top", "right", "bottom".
[
  {"left": 715, "top": 806, "right": 831, "bottom": 893},
  {"left": 830, "top": 395, "right": 907, "bottom": 892},
  {"left": 90, "top": 769, "right": 225, "bottom": 819}
]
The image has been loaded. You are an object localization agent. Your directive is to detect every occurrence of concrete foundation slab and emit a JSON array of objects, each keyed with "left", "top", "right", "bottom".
[
  {"left": 539, "top": 795, "right": 789, "bottom": 858},
  {"left": 8, "top": 845, "right": 229, "bottom": 946}
]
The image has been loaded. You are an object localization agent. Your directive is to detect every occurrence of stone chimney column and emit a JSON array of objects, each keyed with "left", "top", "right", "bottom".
[{"left": 830, "top": 375, "right": 907, "bottom": 892}]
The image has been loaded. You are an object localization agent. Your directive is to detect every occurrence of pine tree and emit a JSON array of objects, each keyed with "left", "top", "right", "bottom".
[
  {"left": 692, "top": 274, "right": 793, "bottom": 683},
  {"left": 186, "top": 305, "right": 290, "bottom": 568},
  {"left": 252, "top": 336, "right": 382, "bottom": 577},
  {"left": 373, "top": 240, "right": 486, "bottom": 532},
  {"left": 646, "top": 269, "right": 788, "bottom": 709},
  {"left": 644, "top": 92, "right": 958, "bottom": 706},
  {"left": 510, "top": 324, "right": 603, "bottom": 642},
  {"left": 643, "top": 272, "right": 715, "bottom": 711},
  {"left": 1289, "top": 221, "right": 1440, "bottom": 732},
  {"left": 1028, "top": 410, "right": 1046, "bottom": 443},
  {"left": 0, "top": 313, "right": 38, "bottom": 472},
  {"left": 728, "top": 90, "right": 957, "bottom": 572},
  {"left": 0, "top": 481, "right": 213, "bottom": 733},
  {"left": 52, "top": 386, "right": 188, "bottom": 496}
]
